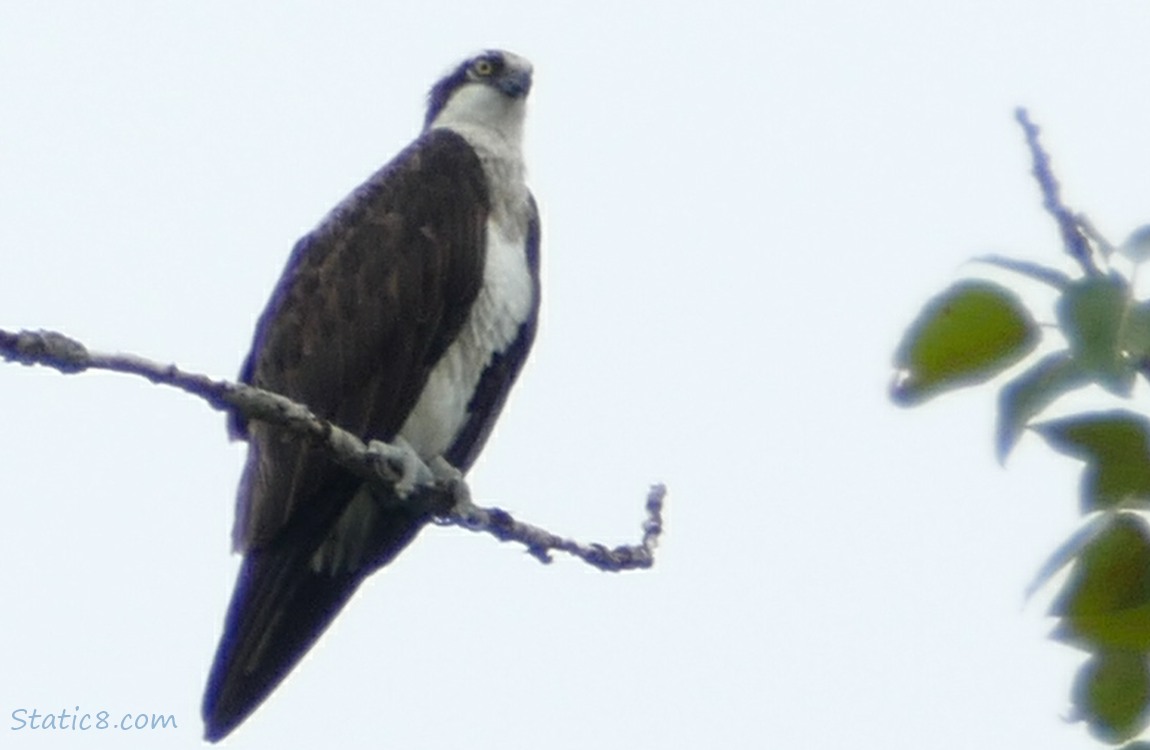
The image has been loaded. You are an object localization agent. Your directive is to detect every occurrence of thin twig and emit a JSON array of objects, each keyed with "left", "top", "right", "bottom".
[
  {"left": 1014, "top": 108, "right": 1098, "bottom": 276},
  {"left": 0, "top": 327, "right": 664, "bottom": 572},
  {"left": 441, "top": 483, "right": 665, "bottom": 569}
]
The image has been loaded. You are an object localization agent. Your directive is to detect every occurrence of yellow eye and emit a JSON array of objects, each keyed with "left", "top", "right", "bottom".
[{"left": 473, "top": 59, "right": 495, "bottom": 76}]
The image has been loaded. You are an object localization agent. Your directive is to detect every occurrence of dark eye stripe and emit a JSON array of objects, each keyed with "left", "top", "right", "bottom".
[{"left": 425, "top": 52, "right": 508, "bottom": 129}]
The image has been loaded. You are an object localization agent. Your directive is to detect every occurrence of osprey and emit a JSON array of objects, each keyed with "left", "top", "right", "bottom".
[{"left": 202, "top": 50, "right": 540, "bottom": 741}]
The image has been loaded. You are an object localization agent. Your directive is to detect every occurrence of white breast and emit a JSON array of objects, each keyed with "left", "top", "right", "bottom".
[{"left": 397, "top": 217, "right": 534, "bottom": 461}]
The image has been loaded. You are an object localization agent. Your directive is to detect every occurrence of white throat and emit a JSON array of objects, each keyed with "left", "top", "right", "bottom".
[
  {"left": 429, "top": 83, "right": 530, "bottom": 240},
  {"left": 429, "top": 83, "right": 527, "bottom": 148}
]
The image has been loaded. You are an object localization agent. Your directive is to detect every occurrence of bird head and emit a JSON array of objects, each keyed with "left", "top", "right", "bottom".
[{"left": 424, "top": 50, "right": 534, "bottom": 133}]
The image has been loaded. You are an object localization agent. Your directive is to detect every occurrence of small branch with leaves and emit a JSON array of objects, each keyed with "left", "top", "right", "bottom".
[
  {"left": 0, "top": 327, "right": 664, "bottom": 572},
  {"left": 893, "top": 108, "right": 1150, "bottom": 744}
]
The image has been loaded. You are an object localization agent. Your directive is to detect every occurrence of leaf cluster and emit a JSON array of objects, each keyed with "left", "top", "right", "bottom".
[{"left": 893, "top": 110, "right": 1150, "bottom": 745}]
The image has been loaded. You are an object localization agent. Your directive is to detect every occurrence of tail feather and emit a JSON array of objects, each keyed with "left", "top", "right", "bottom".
[
  {"left": 202, "top": 501, "right": 427, "bottom": 742},
  {"left": 202, "top": 548, "right": 362, "bottom": 742}
]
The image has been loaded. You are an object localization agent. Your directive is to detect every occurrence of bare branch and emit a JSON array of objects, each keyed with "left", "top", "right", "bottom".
[
  {"left": 1014, "top": 108, "right": 1099, "bottom": 276},
  {"left": 441, "top": 483, "right": 665, "bottom": 571},
  {"left": 0, "top": 327, "right": 663, "bottom": 571}
]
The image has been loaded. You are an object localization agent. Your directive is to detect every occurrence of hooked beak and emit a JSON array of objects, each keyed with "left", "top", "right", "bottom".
[{"left": 496, "top": 69, "right": 533, "bottom": 99}]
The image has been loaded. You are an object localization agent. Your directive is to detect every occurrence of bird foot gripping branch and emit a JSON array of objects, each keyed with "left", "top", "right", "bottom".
[
  {"left": 365, "top": 437, "right": 435, "bottom": 498},
  {"left": 365, "top": 439, "right": 475, "bottom": 519},
  {"left": 427, "top": 454, "right": 478, "bottom": 517}
]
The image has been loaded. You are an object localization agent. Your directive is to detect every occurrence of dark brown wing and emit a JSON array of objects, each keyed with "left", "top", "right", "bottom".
[
  {"left": 203, "top": 129, "right": 489, "bottom": 742},
  {"left": 233, "top": 128, "right": 488, "bottom": 550}
]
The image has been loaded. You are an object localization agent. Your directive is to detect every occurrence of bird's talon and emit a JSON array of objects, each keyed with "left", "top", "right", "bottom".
[{"left": 367, "top": 438, "right": 431, "bottom": 498}]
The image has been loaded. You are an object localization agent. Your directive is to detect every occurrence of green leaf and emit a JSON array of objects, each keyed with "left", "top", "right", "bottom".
[
  {"left": 1051, "top": 514, "right": 1150, "bottom": 649},
  {"left": 1123, "top": 301, "right": 1150, "bottom": 365},
  {"left": 972, "top": 253, "right": 1072, "bottom": 288},
  {"left": 891, "top": 280, "right": 1039, "bottom": 406},
  {"left": 996, "top": 352, "right": 1088, "bottom": 462},
  {"left": 1026, "top": 513, "right": 1112, "bottom": 601},
  {"left": 1120, "top": 224, "right": 1150, "bottom": 264},
  {"left": 1052, "top": 514, "right": 1150, "bottom": 617},
  {"left": 1072, "top": 651, "right": 1150, "bottom": 743},
  {"left": 1035, "top": 412, "right": 1150, "bottom": 511},
  {"left": 1057, "top": 273, "right": 1135, "bottom": 396},
  {"left": 1053, "top": 605, "right": 1150, "bottom": 651}
]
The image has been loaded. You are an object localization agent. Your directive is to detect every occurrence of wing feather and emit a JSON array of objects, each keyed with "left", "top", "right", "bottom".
[{"left": 232, "top": 129, "right": 488, "bottom": 550}]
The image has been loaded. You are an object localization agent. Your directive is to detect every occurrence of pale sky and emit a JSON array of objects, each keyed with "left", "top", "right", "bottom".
[{"left": 4, "top": 2, "right": 1150, "bottom": 748}]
